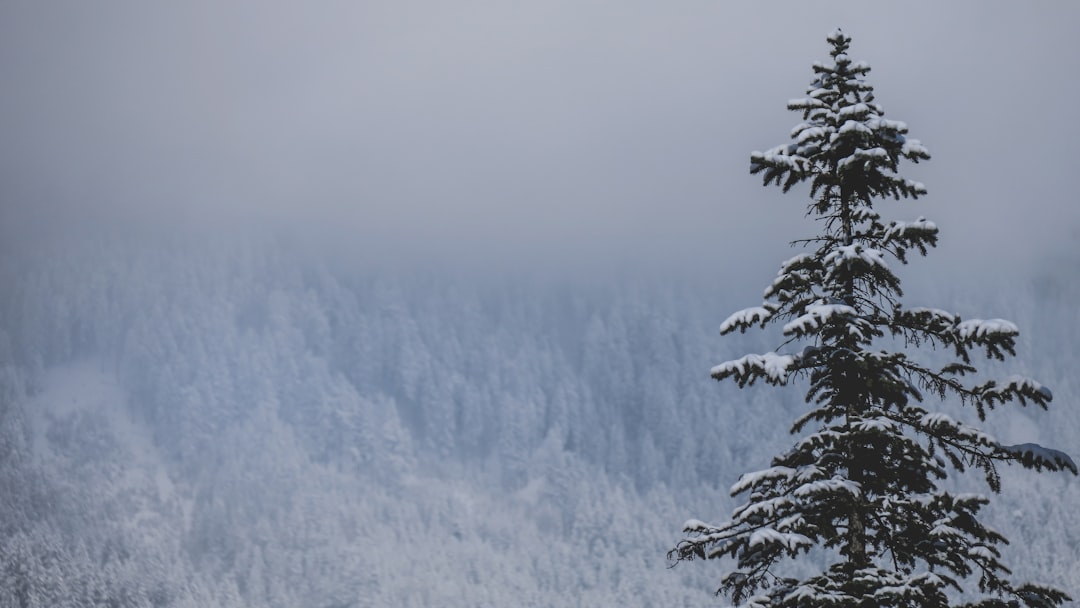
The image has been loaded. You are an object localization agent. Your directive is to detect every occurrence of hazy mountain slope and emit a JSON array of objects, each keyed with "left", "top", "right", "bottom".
[{"left": 0, "top": 236, "right": 1075, "bottom": 606}]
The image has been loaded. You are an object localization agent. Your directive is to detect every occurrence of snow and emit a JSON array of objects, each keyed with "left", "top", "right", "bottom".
[
  {"left": 779, "top": 252, "right": 814, "bottom": 272},
  {"left": 838, "top": 147, "right": 891, "bottom": 171},
  {"left": 975, "top": 375, "right": 1055, "bottom": 408},
  {"left": 776, "top": 514, "right": 806, "bottom": 531},
  {"left": 794, "top": 465, "right": 825, "bottom": 482},
  {"left": 6, "top": 235, "right": 1080, "bottom": 606},
  {"left": 1004, "top": 375, "right": 1053, "bottom": 400},
  {"left": 953, "top": 493, "right": 989, "bottom": 504},
  {"left": 956, "top": 318, "right": 1019, "bottom": 340},
  {"left": 791, "top": 429, "right": 843, "bottom": 453},
  {"left": 1001, "top": 443, "right": 1078, "bottom": 474},
  {"left": 731, "top": 466, "right": 796, "bottom": 495},
  {"left": 901, "top": 138, "right": 929, "bottom": 157},
  {"left": 838, "top": 120, "right": 873, "bottom": 137},
  {"left": 929, "top": 523, "right": 962, "bottom": 540},
  {"left": 795, "top": 125, "right": 830, "bottom": 145},
  {"left": 748, "top": 527, "right": 812, "bottom": 552},
  {"left": 783, "top": 303, "right": 856, "bottom": 336},
  {"left": 22, "top": 361, "right": 186, "bottom": 541},
  {"left": 906, "top": 307, "right": 956, "bottom": 323},
  {"left": 788, "top": 97, "right": 827, "bottom": 111},
  {"left": 920, "top": 412, "right": 956, "bottom": 428},
  {"left": 735, "top": 496, "right": 796, "bottom": 521},
  {"left": 789, "top": 121, "right": 812, "bottom": 137},
  {"left": 967, "top": 545, "right": 998, "bottom": 561},
  {"left": 720, "top": 305, "right": 773, "bottom": 334},
  {"left": 788, "top": 583, "right": 851, "bottom": 605},
  {"left": 824, "top": 244, "right": 888, "bottom": 272},
  {"left": 867, "top": 117, "right": 908, "bottom": 132},
  {"left": 919, "top": 412, "right": 999, "bottom": 447},
  {"left": 884, "top": 216, "right": 937, "bottom": 239},
  {"left": 852, "top": 417, "right": 895, "bottom": 433},
  {"left": 837, "top": 103, "right": 870, "bottom": 119},
  {"left": 711, "top": 352, "right": 796, "bottom": 384},
  {"left": 764, "top": 253, "right": 815, "bottom": 298},
  {"left": 850, "top": 204, "right": 879, "bottom": 222},
  {"left": 26, "top": 362, "right": 165, "bottom": 478},
  {"left": 752, "top": 145, "right": 807, "bottom": 172},
  {"left": 870, "top": 572, "right": 946, "bottom": 600},
  {"left": 682, "top": 519, "right": 713, "bottom": 533},
  {"left": 793, "top": 477, "right": 861, "bottom": 499}
]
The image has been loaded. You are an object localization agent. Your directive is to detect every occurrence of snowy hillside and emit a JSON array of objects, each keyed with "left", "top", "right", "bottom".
[{"left": 0, "top": 236, "right": 1076, "bottom": 606}]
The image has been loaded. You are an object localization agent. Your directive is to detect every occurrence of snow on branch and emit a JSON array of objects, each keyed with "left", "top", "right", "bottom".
[
  {"left": 867, "top": 117, "right": 907, "bottom": 133},
  {"left": 733, "top": 496, "right": 797, "bottom": 522},
  {"left": 918, "top": 412, "right": 999, "bottom": 449},
  {"left": 750, "top": 144, "right": 807, "bottom": 172},
  {"left": 782, "top": 302, "right": 857, "bottom": 337},
  {"left": 851, "top": 417, "right": 897, "bottom": 433},
  {"left": 900, "top": 138, "right": 930, "bottom": 158},
  {"left": 956, "top": 319, "right": 1019, "bottom": 341},
  {"left": 748, "top": 527, "right": 812, "bottom": 552},
  {"left": 869, "top": 571, "right": 948, "bottom": 605},
  {"left": 824, "top": 244, "right": 888, "bottom": 273},
  {"left": 790, "top": 429, "right": 843, "bottom": 454},
  {"left": 674, "top": 32, "right": 1073, "bottom": 607},
  {"left": 788, "top": 98, "right": 827, "bottom": 112},
  {"left": 792, "top": 477, "right": 862, "bottom": 500},
  {"left": 850, "top": 204, "right": 879, "bottom": 223},
  {"left": 682, "top": 519, "right": 716, "bottom": 534},
  {"left": 838, "top": 120, "right": 873, "bottom": 137},
  {"left": 795, "top": 124, "right": 831, "bottom": 145},
  {"left": 838, "top": 146, "right": 890, "bottom": 172},
  {"left": 940, "top": 318, "right": 1021, "bottom": 362},
  {"left": 750, "top": 145, "right": 810, "bottom": 190},
  {"left": 903, "top": 179, "right": 928, "bottom": 196},
  {"left": 720, "top": 305, "right": 775, "bottom": 335},
  {"left": 895, "top": 306, "right": 958, "bottom": 336},
  {"left": 711, "top": 352, "right": 797, "bottom": 386},
  {"left": 999, "top": 444, "right": 1078, "bottom": 475},
  {"left": 906, "top": 307, "right": 956, "bottom": 322},
  {"left": 822, "top": 244, "right": 895, "bottom": 294},
  {"left": 884, "top": 217, "right": 938, "bottom": 240},
  {"left": 881, "top": 216, "right": 939, "bottom": 260},
  {"left": 787, "top": 582, "right": 853, "bottom": 606},
  {"left": 837, "top": 102, "right": 872, "bottom": 120},
  {"left": 730, "top": 466, "right": 796, "bottom": 496},
  {"left": 974, "top": 375, "right": 1053, "bottom": 409},
  {"left": 764, "top": 253, "right": 818, "bottom": 301}
]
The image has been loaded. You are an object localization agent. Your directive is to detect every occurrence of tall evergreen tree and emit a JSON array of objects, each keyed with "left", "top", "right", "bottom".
[{"left": 670, "top": 30, "right": 1076, "bottom": 608}]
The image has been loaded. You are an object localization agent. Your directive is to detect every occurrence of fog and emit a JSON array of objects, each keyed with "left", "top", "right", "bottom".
[
  {"left": 2, "top": 4, "right": 1079, "bottom": 605},
  {"left": 3, "top": 1, "right": 1078, "bottom": 276}
]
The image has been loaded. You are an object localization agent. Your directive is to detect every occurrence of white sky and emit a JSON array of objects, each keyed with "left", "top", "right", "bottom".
[{"left": 2, "top": 1, "right": 1078, "bottom": 278}]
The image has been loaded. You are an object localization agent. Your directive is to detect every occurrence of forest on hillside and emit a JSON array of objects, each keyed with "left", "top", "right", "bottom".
[{"left": 0, "top": 235, "right": 1076, "bottom": 607}]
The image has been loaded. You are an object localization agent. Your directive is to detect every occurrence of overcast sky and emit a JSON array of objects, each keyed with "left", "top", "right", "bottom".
[{"left": 2, "top": 1, "right": 1078, "bottom": 278}]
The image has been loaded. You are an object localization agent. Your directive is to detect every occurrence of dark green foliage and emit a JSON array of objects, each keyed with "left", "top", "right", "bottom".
[{"left": 670, "top": 31, "right": 1075, "bottom": 608}]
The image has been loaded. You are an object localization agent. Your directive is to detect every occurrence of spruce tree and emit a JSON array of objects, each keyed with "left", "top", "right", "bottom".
[{"left": 670, "top": 30, "right": 1076, "bottom": 608}]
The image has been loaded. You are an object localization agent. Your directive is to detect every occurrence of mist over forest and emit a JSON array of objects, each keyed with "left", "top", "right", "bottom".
[
  {"left": 2, "top": 2, "right": 1080, "bottom": 606},
  {"left": 0, "top": 231, "right": 1077, "bottom": 606}
]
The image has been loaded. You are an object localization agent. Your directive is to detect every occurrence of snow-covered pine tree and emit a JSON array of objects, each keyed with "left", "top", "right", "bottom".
[{"left": 670, "top": 30, "right": 1076, "bottom": 608}]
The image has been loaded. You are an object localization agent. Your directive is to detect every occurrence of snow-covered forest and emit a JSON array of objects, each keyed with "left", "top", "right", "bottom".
[
  {"left": 3, "top": 3, "right": 1079, "bottom": 605},
  {"left": 0, "top": 234, "right": 1076, "bottom": 607}
]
